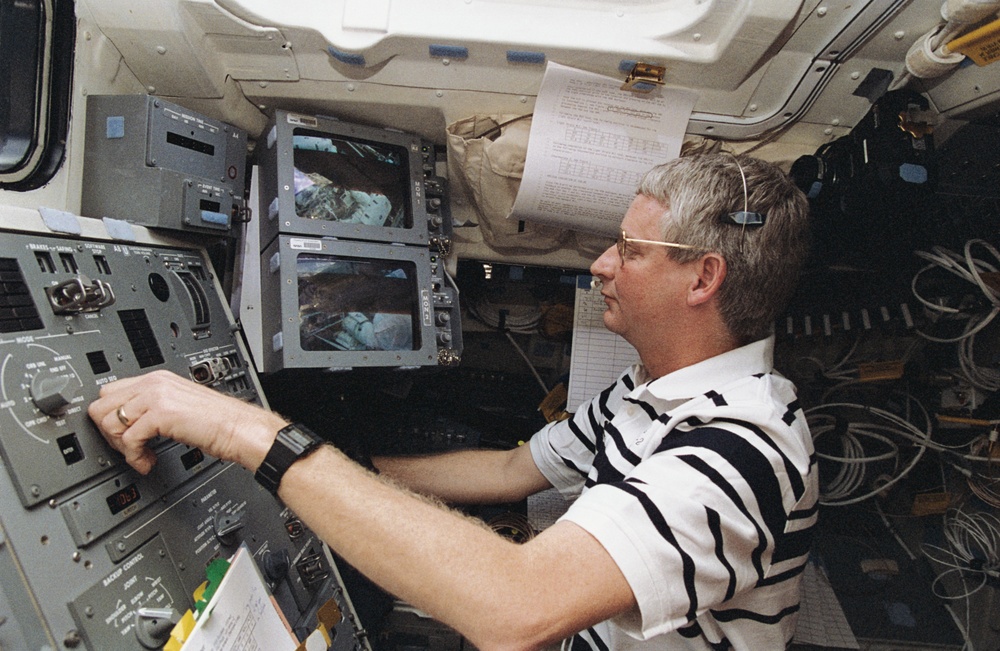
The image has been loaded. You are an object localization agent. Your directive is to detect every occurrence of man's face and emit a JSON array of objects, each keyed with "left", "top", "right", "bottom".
[{"left": 589, "top": 194, "right": 689, "bottom": 347}]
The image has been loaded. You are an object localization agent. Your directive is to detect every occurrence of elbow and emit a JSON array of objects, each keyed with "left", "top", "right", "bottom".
[
  {"left": 468, "top": 635, "right": 559, "bottom": 651},
  {"left": 463, "top": 609, "right": 569, "bottom": 651}
]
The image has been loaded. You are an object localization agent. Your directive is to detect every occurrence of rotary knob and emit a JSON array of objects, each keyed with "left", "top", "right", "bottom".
[
  {"left": 213, "top": 511, "right": 245, "bottom": 546},
  {"left": 29, "top": 373, "right": 77, "bottom": 416}
]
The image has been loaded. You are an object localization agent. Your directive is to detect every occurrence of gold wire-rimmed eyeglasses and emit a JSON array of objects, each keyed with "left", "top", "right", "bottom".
[
  {"left": 615, "top": 156, "right": 767, "bottom": 265},
  {"left": 616, "top": 229, "right": 699, "bottom": 265}
]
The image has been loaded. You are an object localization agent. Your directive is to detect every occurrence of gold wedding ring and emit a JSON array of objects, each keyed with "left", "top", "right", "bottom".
[{"left": 116, "top": 405, "right": 132, "bottom": 427}]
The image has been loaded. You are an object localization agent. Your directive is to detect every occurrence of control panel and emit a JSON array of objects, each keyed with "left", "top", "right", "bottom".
[
  {"left": 81, "top": 95, "right": 248, "bottom": 235},
  {"left": 420, "top": 147, "right": 453, "bottom": 255},
  {"left": 0, "top": 226, "right": 368, "bottom": 650}
]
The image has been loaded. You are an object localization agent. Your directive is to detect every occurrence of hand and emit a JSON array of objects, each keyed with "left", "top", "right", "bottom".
[{"left": 88, "top": 370, "right": 286, "bottom": 474}]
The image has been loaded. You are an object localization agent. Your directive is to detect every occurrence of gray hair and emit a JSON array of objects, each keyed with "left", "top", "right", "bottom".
[{"left": 637, "top": 153, "right": 810, "bottom": 345}]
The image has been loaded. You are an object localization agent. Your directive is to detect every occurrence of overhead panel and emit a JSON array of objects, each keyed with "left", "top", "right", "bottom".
[{"left": 82, "top": 0, "right": 970, "bottom": 145}]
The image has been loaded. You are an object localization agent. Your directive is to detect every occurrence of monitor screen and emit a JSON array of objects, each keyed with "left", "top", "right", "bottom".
[
  {"left": 296, "top": 253, "right": 419, "bottom": 352},
  {"left": 291, "top": 129, "right": 413, "bottom": 230},
  {"left": 256, "top": 235, "right": 461, "bottom": 371},
  {"left": 259, "top": 111, "right": 442, "bottom": 248}
]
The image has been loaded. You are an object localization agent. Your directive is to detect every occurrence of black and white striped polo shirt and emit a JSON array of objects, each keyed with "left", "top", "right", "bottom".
[{"left": 530, "top": 336, "right": 818, "bottom": 650}]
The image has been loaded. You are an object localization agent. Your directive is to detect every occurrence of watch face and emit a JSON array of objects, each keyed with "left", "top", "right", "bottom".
[
  {"left": 280, "top": 428, "right": 310, "bottom": 451},
  {"left": 255, "top": 424, "right": 324, "bottom": 493},
  {"left": 279, "top": 423, "right": 324, "bottom": 451}
]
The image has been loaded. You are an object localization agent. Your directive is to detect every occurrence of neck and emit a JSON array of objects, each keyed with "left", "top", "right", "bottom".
[{"left": 636, "top": 317, "right": 737, "bottom": 380}]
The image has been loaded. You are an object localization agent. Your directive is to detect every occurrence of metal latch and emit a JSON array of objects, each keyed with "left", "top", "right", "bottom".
[{"left": 621, "top": 63, "right": 666, "bottom": 92}]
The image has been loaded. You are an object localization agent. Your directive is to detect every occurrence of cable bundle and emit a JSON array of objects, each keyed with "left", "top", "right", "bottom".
[
  {"left": 467, "top": 289, "right": 544, "bottom": 334},
  {"left": 466, "top": 290, "right": 550, "bottom": 394},
  {"left": 965, "top": 436, "right": 1000, "bottom": 507},
  {"left": 807, "top": 393, "right": 933, "bottom": 506},
  {"left": 912, "top": 239, "right": 1000, "bottom": 391},
  {"left": 922, "top": 506, "right": 1000, "bottom": 600}
]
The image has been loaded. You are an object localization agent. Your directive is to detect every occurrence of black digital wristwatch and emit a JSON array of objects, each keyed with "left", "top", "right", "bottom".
[{"left": 254, "top": 422, "right": 325, "bottom": 494}]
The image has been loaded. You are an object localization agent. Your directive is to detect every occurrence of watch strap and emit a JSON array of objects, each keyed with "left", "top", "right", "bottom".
[{"left": 254, "top": 422, "right": 325, "bottom": 494}]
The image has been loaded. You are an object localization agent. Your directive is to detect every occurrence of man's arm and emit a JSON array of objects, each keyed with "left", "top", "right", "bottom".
[
  {"left": 284, "top": 445, "right": 634, "bottom": 649},
  {"left": 373, "top": 444, "right": 552, "bottom": 504},
  {"left": 88, "top": 371, "right": 636, "bottom": 650}
]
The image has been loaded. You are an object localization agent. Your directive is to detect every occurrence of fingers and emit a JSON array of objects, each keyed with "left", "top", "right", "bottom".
[
  {"left": 119, "top": 427, "right": 159, "bottom": 475},
  {"left": 89, "top": 393, "right": 151, "bottom": 474},
  {"left": 88, "top": 370, "right": 283, "bottom": 473},
  {"left": 88, "top": 372, "right": 177, "bottom": 475}
]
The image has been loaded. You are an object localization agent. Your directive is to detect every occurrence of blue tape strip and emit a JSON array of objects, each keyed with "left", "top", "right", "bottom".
[
  {"left": 507, "top": 50, "right": 546, "bottom": 64},
  {"left": 103, "top": 217, "right": 137, "bottom": 241},
  {"left": 629, "top": 81, "right": 657, "bottom": 92},
  {"left": 106, "top": 116, "right": 125, "bottom": 139},
  {"left": 201, "top": 211, "right": 230, "bottom": 226},
  {"left": 39, "top": 207, "right": 82, "bottom": 235},
  {"left": 429, "top": 44, "right": 468, "bottom": 59},
  {"left": 327, "top": 47, "right": 366, "bottom": 67}
]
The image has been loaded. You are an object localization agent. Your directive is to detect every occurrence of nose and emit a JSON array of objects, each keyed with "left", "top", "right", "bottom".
[{"left": 590, "top": 242, "right": 618, "bottom": 282}]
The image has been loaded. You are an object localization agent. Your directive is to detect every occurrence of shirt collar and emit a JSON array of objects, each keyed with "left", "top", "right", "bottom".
[{"left": 633, "top": 335, "right": 775, "bottom": 401}]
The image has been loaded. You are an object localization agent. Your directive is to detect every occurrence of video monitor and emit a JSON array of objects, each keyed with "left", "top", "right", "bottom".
[
  {"left": 258, "top": 110, "right": 444, "bottom": 248},
  {"left": 297, "top": 254, "right": 419, "bottom": 354},
  {"left": 258, "top": 235, "right": 462, "bottom": 371}
]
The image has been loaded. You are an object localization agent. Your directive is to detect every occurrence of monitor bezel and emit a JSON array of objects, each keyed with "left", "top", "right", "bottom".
[
  {"left": 261, "top": 235, "right": 440, "bottom": 370},
  {"left": 259, "top": 110, "right": 431, "bottom": 248}
]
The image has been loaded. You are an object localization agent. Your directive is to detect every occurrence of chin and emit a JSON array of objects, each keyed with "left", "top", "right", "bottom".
[{"left": 602, "top": 314, "right": 624, "bottom": 336}]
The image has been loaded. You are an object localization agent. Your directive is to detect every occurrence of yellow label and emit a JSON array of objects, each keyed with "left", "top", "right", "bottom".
[
  {"left": 858, "top": 360, "right": 905, "bottom": 382},
  {"left": 911, "top": 492, "right": 952, "bottom": 516},
  {"left": 947, "top": 18, "right": 1000, "bottom": 66},
  {"left": 163, "top": 610, "right": 197, "bottom": 651}
]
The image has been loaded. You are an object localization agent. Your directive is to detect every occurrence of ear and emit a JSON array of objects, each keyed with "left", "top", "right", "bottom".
[{"left": 687, "top": 253, "right": 727, "bottom": 307}]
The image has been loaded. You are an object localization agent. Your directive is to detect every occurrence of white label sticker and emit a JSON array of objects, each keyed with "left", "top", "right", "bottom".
[{"left": 289, "top": 238, "right": 323, "bottom": 251}]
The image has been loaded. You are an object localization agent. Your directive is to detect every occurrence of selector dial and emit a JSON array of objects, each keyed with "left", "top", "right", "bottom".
[
  {"left": 0, "top": 340, "right": 101, "bottom": 505},
  {"left": 213, "top": 510, "right": 246, "bottom": 546},
  {"left": 1, "top": 343, "right": 86, "bottom": 439},
  {"left": 30, "top": 370, "right": 78, "bottom": 415}
]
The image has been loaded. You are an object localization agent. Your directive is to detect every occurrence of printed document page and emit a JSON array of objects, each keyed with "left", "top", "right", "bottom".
[
  {"left": 180, "top": 547, "right": 297, "bottom": 651},
  {"left": 510, "top": 62, "right": 698, "bottom": 237}
]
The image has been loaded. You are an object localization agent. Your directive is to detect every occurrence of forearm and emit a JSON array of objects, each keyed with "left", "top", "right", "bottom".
[
  {"left": 88, "top": 372, "right": 627, "bottom": 647},
  {"left": 279, "top": 446, "right": 625, "bottom": 649},
  {"left": 373, "top": 445, "right": 551, "bottom": 504}
]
